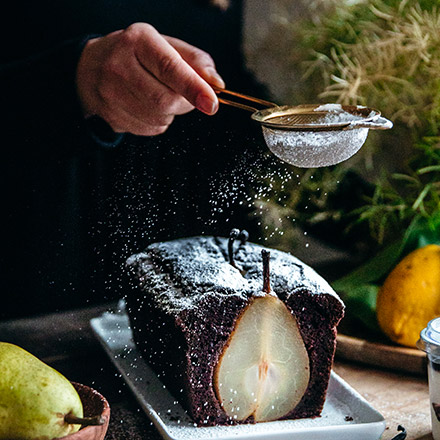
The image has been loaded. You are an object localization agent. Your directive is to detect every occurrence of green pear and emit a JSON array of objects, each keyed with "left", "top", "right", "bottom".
[{"left": 0, "top": 342, "right": 83, "bottom": 439}]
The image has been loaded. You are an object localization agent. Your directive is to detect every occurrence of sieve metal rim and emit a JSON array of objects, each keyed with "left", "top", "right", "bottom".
[{"left": 251, "top": 104, "right": 381, "bottom": 132}]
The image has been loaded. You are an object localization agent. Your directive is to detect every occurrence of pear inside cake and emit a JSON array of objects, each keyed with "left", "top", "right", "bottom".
[
  {"left": 126, "top": 235, "right": 345, "bottom": 426},
  {"left": 214, "top": 295, "right": 310, "bottom": 422}
]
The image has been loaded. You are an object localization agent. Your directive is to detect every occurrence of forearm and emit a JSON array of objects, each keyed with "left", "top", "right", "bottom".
[{"left": 0, "top": 36, "right": 122, "bottom": 158}]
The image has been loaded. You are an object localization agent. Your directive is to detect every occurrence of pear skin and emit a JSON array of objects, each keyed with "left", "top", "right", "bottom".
[{"left": 0, "top": 342, "right": 83, "bottom": 439}]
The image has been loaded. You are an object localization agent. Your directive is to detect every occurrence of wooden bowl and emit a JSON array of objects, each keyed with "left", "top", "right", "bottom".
[{"left": 63, "top": 382, "right": 110, "bottom": 440}]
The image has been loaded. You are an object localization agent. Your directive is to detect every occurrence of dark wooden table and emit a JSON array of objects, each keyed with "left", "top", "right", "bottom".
[{"left": 0, "top": 303, "right": 432, "bottom": 439}]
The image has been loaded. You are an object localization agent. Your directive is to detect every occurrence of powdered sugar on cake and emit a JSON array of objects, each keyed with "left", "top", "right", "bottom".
[{"left": 126, "top": 236, "right": 341, "bottom": 315}]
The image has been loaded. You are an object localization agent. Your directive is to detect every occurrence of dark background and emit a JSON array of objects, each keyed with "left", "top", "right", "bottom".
[{"left": 0, "top": 0, "right": 268, "bottom": 319}]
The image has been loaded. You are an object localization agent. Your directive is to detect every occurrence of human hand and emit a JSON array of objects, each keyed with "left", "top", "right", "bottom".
[{"left": 76, "top": 23, "right": 224, "bottom": 136}]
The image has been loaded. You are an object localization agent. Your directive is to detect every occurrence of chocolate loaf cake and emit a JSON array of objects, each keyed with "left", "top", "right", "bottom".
[{"left": 125, "top": 234, "right": 344, "bottom": 426}]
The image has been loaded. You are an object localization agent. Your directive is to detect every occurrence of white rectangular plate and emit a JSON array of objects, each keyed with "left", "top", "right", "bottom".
[{"left": 91, "top": 308, "right": 386, "bottom": 440}]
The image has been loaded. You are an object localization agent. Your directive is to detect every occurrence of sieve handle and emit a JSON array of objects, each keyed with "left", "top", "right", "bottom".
[
  {"left": 347, "top": 116, "right": 393, "bottom": 130},
  {"left": 212, "top": 86, "right": 277, "bottom": 113}
]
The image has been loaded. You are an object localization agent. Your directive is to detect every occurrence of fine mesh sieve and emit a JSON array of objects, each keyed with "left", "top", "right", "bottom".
[{"left": 214, "top": 87, "right": 393, "bottom": 168}]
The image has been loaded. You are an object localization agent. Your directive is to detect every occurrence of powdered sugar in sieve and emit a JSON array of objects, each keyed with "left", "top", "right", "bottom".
[
  {"left": 263, "top": 125, "right": 369, "bottom": 168},
  {"left": 214, "top": 87, "right": 393, "bottom": 168},
  {"left": 256, "top": 104, "right": 390, "bottom": 167}
]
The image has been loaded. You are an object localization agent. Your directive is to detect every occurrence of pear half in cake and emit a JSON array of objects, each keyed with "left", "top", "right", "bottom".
[
  {"left": 214, "top": 294, "right": 310, "bottom": 422},
  {"left": 126, "top": 234, "right": 344, "bottom": 426}
]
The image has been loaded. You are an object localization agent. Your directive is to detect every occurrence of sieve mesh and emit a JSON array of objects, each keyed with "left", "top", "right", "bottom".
[
  {"left": 266, "top": 111, "right": 364, "bottom": 127},
  {"left": 214, "top": 87, "right": 392, "bottom": 167}
]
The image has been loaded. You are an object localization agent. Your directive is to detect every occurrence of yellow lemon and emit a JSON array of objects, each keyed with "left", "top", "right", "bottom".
[{"left": 376, "top": 244, "right": 440, "bottom": 347}]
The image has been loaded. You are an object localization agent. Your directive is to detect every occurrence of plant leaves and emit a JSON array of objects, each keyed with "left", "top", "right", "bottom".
[
  {"left": 333, "top": 212, "right": 440, "bottom": 293},
  {"left": 417, "top": 165, "right": 440, "bottom": 174},
  {"left": 331, "top": 240, "right": 402, "bottom": 292},
  {"left": 342, "top": 284, "right": 381, "bottom": 332},
  {"left": 402, "top": 212, "right": 440, "bottom": 253},
  {"left": 332, "top": 212, "right": 440, "bottom": 330}
]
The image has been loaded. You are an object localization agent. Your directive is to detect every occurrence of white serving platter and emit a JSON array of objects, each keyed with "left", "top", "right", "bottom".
[{"left": 90, "top": 308, "right": 386, "bottom": 440}]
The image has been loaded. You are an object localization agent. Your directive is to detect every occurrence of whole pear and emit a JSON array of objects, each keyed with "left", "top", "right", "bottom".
[{"left": 0, "top": 342, "right": 83, "bottom": 439}]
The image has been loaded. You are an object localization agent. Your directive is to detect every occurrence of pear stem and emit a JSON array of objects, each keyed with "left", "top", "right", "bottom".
[
  {"left": 262, "top": 250, "right": 271, "bottom": 293},
  {"left": 238, "top": 229, "right": 249, "bottom": 245},
  {"left": 65, "top": 413, "right": 105, "bottom": 426},
  {"left": 228, "top": 228, "right": 240, "bottom": 269}
]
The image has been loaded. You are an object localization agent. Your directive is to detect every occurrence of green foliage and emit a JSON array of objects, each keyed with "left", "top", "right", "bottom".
[
  {"left": 331, "top": 213, "right": 440, "bottom": 329},
  {"left": 340, "top": 284, "right": 381, "bottom": 332},
  {"left": 254, "top": 0, "right": 440, "bottom": 335},
  {"left": 353, "top": 136, "right": 440, "bottom": 244},
  {"left": 289, "top": 0, "right": 440, "bottom": 131},
  {"left": 256, "top": 0, "right": 440, "bottom": 248}
]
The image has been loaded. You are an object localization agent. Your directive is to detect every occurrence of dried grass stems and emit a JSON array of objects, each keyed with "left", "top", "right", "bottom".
[
  {"left": 312, "top": 3, "right": 440, "bottom": 132},
  {"left": 262, "top": 0, "right": 440, "bottom": 132},
  {"left": 252, "top": 0, "right": 440, "bottom": 248}
]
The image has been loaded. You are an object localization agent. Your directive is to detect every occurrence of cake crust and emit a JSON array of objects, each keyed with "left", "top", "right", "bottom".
[{"left": 126, "top": 236, "right": 344, "bottom": 426}]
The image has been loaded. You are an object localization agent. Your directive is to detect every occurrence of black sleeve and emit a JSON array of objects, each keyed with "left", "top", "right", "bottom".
[{"left": 0, "top": 35, "right": 123, "bottom": 160}]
